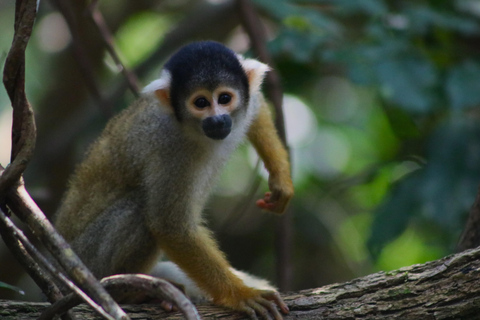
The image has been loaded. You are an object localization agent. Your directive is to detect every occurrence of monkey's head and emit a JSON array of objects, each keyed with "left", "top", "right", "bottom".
[{"left": 143, "top": 41, "right": 269, "bottom": 141}]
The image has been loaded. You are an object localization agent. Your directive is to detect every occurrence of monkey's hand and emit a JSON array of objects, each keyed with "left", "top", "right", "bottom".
[
  {"left": 256, "top": 174, "right": 294, "bottom": 214},
  {"left": 216, "top": 288, "right": 289, "bottom": 320}
]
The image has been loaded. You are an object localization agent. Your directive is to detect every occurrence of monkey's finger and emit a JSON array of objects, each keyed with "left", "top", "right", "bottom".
[
  {"left": 240, "top": 302, "right": 259, "bottom": 320},
  {"left": 262, "top": 291, "right": 289, "bottom": 314},
  {"left": 247, "top": 300, "right": 273, "bottom": 320},
  {"left": 256, "top": 199, "right": 277, "bottom": 211},
  {"left": 256, "top": 298, "right": 283, "bottom": 320},
  {"left": 159, "top": 300, "right": 175, "bottom": 312}
]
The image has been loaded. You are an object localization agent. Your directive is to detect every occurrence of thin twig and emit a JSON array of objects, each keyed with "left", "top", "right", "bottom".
[
  {"left": 237, "top": 0, "right": 293, "bottom": 291},
  {"left": 41, "top": 274, "right": 201, "bottom": 320},
  {"left": 0, "top": 216, "right": 77, "bottom": 320},
  {"left": 0, "top": 210, "right": 65, "bottom": 305},
  {"left": 237, "top": 0, "right": 287, "bottom": 143},
  {"left": 0, "top": 0, "right": 37, "bottom": 195},
  {"left": 4, "top": 181, "right": 129, "bottom": 320},
  {"left": 50, "top": 0, "right": 114, "bottom": 117},
  {"left": 0, "top": 206, "right": 111, "bottom": 320},
  {"left": 86, "top": 1, "right": 141, "bottom": 98},
  {"left": 1, "top": 1, "right": 129, "bottom": 318}
]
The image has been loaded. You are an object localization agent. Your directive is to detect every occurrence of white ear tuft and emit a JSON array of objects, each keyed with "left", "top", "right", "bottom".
[
  {"left": 142, "top": 70, "right": 173, "bottom": 112},
  {"left": 142, "top": 70, "right": 171, "bottom": 94},
  {"left": 238, "top": 55, "right": 270, "bottom": 94}
]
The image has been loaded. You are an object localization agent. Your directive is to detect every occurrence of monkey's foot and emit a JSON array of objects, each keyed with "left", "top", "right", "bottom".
[{"left": 219, "top": 289, "right": 289, "bottom": 320}]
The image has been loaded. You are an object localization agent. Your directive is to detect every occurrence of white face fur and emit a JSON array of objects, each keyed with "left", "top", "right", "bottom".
[{"left": 142, "top": 45, "right": 269, "bottom": 142}]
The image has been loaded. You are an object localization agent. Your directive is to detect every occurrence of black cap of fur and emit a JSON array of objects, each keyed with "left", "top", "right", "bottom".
[{"left": 164, "top": 41, "right": 250, "bottom": 121}]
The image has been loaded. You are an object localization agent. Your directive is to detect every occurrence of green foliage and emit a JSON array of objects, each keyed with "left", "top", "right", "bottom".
[
  {"left": 446, "top": 60, "right": 480, "bottom": 110},
  {"left": 375, "top": 227, "right": 444, "bottom": 271},
  {"left": 253, "top": 0, "right": 480, "bottom": 271},
  {"left": 114, "top": 12, "right": 172, "bottom": 68}
]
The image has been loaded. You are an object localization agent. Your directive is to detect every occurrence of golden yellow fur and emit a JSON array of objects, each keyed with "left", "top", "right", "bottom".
[{"left": 248, "top": 99, "right": 293, "bottom": 213}]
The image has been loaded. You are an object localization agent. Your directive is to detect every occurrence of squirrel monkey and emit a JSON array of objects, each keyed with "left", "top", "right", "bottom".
[{"left": 54, "top": 41, "right": 294, "bottom": 319}]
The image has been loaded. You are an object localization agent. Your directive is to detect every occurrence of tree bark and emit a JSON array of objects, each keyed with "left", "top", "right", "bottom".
[
  {"left": 3, "top": 246, "right": 480, "bottom": 319},
  {"left": 458, "top": 184, "right": 480, "bottom": 252}
]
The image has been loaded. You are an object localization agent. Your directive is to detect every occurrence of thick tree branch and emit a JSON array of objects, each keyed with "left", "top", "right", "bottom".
[
  {"left": 3, "top": 246, "right": 480, "bottom": 319},
  {"left": 458, "top": 184, "right": 480, "bottom": 251}
]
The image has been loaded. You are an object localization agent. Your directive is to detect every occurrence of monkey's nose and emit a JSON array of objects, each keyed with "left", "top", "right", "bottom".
[{"left": 202, "top": 114, "right": 232, "bottom": 140}]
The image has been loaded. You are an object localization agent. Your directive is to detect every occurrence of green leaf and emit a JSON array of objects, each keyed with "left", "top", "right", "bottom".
[
  {"left": 329, "top": 0, "right": 387, "bottom": 15},
  {"left": 374, "top": 57, "right": 437, "bottom": 113},
  {"left": 0, "top": 281, "right": 24, "bottom": 295},
  {"left": 283, "top": 15, "right": 312, "bottom": 32},
  {"left": 382, "top": 105, "right": 420, "bottom": 139},
  {"left": 446, "top": 60, "right": 480, "bottom": 110},
  {"left": 369, "top": 117, "right": 480, "bottom": 258},
  {"left": 406, "top": 6, "right": 480, "bottom": 35},
  {"left": 114, "top": 12, "right": 172, "bottom": 68},
  {"left": 253, "top": 0, "right": 341, "bottom": 35},
  {"left": 368, "top": 171, "right": 422, "bottom": 259},
  {"left": 420, "top": 118, "right": 480, "bottom": 230},
  {"left": 269, "top": 28, "right": 326, "bottom": 63}
]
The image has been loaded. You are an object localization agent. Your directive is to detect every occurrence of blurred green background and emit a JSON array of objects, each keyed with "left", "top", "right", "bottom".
[{"left": 1, "top": 0, "right": 480, "bottom": 301}]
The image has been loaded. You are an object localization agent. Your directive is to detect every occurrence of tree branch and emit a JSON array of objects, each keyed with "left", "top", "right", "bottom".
[
  {"left": 0, "top": 0, "right": 37, "bottom": 195},
  {"left": 3, "top": 181, "right": 130, "bottom": 320},
  {"left": 4, "top": 245, "right": 480, "bottom": 319},
  {"left": 0, "top": 209, "right": 65, "bottom": 306},
  {"left": 1, "top": 1, "right": 128, "bottom": 319},
  {"left": 458, "top": 184, "right": 480, "bottom": 251},
  {"left": 0, "top": 206, "right": 99, "bottom": 320},
  {"left": 237, "top": 0, "right": 286, "bottom": 143},
  {"left": 40, "top": 275, "right": 200, "bottom": 320},
  {"left": 236, "top": 0, "right": 293, "bottom": 291},
  {"left": 50, "top": 0, "right": 114, "bottom": 117},
  {"left": 86, "top": 1, "right": 141, "bottom": 98}
]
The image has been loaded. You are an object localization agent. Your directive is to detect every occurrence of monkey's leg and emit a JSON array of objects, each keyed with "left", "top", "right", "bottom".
[
  {"left": 159, "top": 226, "right": 288, "bottom": 319},
  {"left": 247, "top": 100, "right": 294, "bottom": 214},
  {"left": 70, "top": 197, "right": 160, "bottom": 279},
  {"left": 150, "top": 261, "right": 276, "bottom": 303}
]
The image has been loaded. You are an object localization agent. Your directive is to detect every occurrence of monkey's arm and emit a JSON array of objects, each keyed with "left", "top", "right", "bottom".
[
  {"left": 247, "top": 98, "right": 294, "bottom": 214},
  {"left": 158, "top": 226, "right": 288, "bottom": 318}
]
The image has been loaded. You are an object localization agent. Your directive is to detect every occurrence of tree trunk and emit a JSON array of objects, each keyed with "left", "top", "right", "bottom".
[
  {"left": 3, "top": 246, "right": 480, "bottom": 319},
  {"left": 458, "top": 185, "right": 480, "bottom": 252}
]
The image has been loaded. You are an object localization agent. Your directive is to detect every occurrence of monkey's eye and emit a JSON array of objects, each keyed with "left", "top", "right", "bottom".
[
  {"left": 194, "top": 97, "right": 210, "bottom": 109},
  {"left": 218, "top": 94, "right": 232, "bottom": 105}
]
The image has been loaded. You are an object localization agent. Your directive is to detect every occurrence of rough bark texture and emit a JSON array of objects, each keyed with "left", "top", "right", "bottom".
[{"left": 3, "top": 246, "right": 480, "bottom": 319}]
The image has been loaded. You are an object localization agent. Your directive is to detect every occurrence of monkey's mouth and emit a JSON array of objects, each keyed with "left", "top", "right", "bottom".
[
  {"left": 202, "top": 115, "right": 232, "bottom": 140},
  {"left": 204, "top": 127, "right": 231, "bottom": 140}
]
